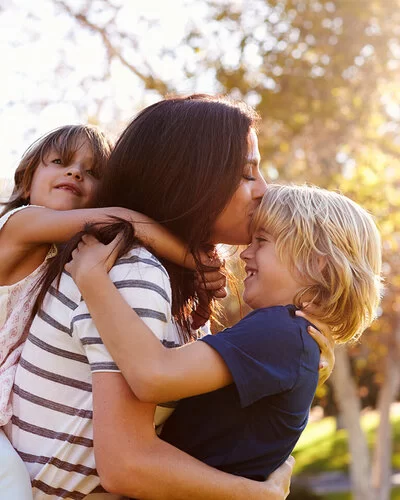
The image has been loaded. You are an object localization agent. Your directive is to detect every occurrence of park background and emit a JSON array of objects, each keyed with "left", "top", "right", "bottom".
[{"left": 1, "top": 0, "right": 399, "bottom": 499}]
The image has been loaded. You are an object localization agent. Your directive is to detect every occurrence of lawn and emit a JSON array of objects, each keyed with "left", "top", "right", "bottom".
[
  {"left": 323, "top": 490, "right": 400, "bottom": 499},
  {"left": 291, "top": 409, "right": 400, "bottom": 498},
  {"left": 293, "top": 410, "right": 400, "bottom": 474}
]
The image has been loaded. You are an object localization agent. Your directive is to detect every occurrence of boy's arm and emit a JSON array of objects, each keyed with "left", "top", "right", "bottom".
[
  {"left": 67, "top": 235, "right": 233, "bottom": 403},
  {"left": 4, "top": 206, "right": 196, "bottom": 268},
  {"left": 76, "top": 265, "right": 232, "bottom": 403}
]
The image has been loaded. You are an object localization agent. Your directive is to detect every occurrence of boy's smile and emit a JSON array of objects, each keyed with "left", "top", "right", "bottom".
[{"left": 241, "top": 229, "right": 306, "bottom": 310}]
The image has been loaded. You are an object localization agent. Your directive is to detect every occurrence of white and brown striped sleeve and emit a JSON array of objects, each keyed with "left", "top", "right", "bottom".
[{"left": 71, "top": 247, "right": 174, "bottom": 373}]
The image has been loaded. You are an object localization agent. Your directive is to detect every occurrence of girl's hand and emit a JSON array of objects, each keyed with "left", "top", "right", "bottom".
[
  {"left": 191, "top": 251, "right": 226, "bottom": 330},
  {"left": 195, "top": 250, "right": 227, "bottom": 299},
  {"left": 296, "top": 305, "right": 335, "bottom": 386},
  {"left": 65, "top": 234, "right": 122, "bottom": 289}
]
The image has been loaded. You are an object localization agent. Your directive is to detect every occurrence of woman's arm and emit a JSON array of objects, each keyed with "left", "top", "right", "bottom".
[
  {"left": 93, "top": 371, "right": 293, "bottom": 500},
  {"left": 3, "top": 205, "right": 196, "bottom": 268},
  {"left": 71, "top": 247, "right": 292, "bottom": 499},
  {"left": 295, "top": 308, "right": 335, "bottom": 385}
]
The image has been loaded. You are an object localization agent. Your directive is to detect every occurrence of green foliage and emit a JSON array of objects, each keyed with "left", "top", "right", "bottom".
[
  {"left": 293, "top": 412, "right": 400, "bottom": 474},
  {"left": 322, "top": 488, "right": 400, "bottom": 499},
  {"left": 189, "top": 0, "right": 400, "bottom": 403}
]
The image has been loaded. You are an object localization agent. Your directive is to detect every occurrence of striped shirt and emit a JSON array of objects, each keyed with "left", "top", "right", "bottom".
[{"left": 5, "top": 247, "right": 181, "bottom": 499}]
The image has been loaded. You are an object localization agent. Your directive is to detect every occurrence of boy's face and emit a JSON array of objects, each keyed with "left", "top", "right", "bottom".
[
  {"left": 28, "top": 140, "right": 100, "bottom": 211},
  {"left": 240, "top": 228, "right": 306, "bottom": 310}
]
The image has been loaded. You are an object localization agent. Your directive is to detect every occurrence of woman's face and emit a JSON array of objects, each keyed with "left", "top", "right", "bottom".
[{"left": 210, "top": 129, "right": 267, "bottom": 245}]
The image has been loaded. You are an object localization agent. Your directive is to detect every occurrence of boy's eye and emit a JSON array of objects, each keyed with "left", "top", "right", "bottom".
[
  {"left": 255, "top": 235, "right": 270, "bottom": 243},
  {"left": 242, "top": 174, "right": 256, "bottom": 181}
]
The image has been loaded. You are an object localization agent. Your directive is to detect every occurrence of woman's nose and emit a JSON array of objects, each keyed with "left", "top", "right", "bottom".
[{"left": 253, "top": 175, "right": 268, "bottom": 200}]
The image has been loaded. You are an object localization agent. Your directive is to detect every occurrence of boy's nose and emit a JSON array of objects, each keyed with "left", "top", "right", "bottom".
[{"left": 240, "top": 244, "right": 253, "bottom": 262}]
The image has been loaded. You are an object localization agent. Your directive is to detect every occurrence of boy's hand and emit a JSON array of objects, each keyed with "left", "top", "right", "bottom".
[
  {"left": 65, "top": 234, "right": 122, "bottom": 290},
  {"left": 295, "top": 304, "right": 335, "bottom": 386}
]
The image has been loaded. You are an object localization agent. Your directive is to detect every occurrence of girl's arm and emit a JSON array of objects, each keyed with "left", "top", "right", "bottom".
[
  {"left": 3, "top": 205, "right": 196, "bottom": 268},
  {"left": 67, "top": 235, "right": 232, "bottom": 403}
]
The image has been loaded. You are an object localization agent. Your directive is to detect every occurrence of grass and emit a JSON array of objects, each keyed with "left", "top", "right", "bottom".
[
  {"left": 291, "top": 409, "right": 400, "bottom": 498},
  {"left": 322, "top": 489, "right": 400, "bottom": 499},
  {"left": 292, "top": 410, "right": 400, "bottom": 475}
]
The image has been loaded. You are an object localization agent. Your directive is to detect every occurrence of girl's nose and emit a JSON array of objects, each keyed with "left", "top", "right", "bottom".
[{"left": 65, "top": 165, "right": 83, "bottom": 181}]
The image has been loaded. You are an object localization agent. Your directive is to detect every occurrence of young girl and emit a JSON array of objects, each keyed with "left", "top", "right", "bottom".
[
  {"left": 0, "top": 124, "right": 217, "bottom": 499},
  {"left": 66, "top": 183, "right": 382, "bottom": 481}
]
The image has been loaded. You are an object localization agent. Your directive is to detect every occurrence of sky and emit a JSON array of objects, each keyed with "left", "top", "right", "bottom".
[{"left": 0, "top": 0, "right": 220, "bottom": 185}]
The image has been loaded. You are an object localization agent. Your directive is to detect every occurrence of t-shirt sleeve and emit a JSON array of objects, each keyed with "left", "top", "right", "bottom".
[
  {"left": 200, "top": 308, "right": 310, "bottom": 408},
  {"left": 71, "top": 249, "right": 172, "bottom": 373}
]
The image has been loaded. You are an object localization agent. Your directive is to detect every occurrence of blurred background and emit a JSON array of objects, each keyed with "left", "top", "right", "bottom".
[{"left": 1, "top": 1, "right": 400, "bottom": 498}]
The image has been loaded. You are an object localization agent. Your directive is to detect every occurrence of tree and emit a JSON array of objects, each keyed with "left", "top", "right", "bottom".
[{"left": 3, "top": 0, "right": 400, "bottom": 497}]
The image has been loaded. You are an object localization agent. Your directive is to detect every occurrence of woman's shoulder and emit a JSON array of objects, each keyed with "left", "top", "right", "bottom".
[{"left": 111, "top": 246, "right": 170, "bottom": 284}]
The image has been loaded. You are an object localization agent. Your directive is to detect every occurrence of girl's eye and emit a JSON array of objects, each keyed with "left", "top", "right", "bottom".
[
  {"left": 51, "top": 158, "right": 62, "bottom": 165},
  {"left": 86, "top": 169, "right": 100, "bottom": 179}
]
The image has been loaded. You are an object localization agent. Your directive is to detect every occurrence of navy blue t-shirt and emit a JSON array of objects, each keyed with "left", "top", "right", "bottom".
[{"left": 160, "top": 305, "right": 320, "bottom": 480}]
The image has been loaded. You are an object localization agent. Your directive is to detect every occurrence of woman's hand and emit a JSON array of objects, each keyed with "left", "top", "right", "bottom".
[
  {"left": 261, "top": 456, "right": 294, "bottom": 499},
  {"left": 65, "top": 234, "right": 122, "bottom": 290},
  {"left": 296, "top": 305, "right": 335, "bottom": 386}
]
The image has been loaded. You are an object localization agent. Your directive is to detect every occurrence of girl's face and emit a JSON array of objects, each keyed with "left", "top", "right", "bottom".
[
  {"left": 210, "top": 129, "right": 267, "bottom": 245},
  {"left": 28, "top": 140, "right": 100, "bottom": 211}
]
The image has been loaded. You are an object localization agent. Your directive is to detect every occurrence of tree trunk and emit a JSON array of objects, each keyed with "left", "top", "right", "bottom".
[
  {"left": 371, "top": 321, "right": 400, "bottom": 500},
  {"left": 330, "top": 346, "right": 373, "bottom": 500}
]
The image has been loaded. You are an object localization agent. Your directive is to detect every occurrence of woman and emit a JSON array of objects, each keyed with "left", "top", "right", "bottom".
[{"left": 7, "top": 95, "right": 330, "bottom": 499}]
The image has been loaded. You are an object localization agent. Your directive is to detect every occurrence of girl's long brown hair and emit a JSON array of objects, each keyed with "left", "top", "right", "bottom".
[{"left": 35, "top": 95, "right": 258, "bottom": 341}]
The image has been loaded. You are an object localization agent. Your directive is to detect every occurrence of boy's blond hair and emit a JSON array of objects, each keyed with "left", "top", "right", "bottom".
[{"left": 251, "top": 184, "right": 382, "bottom": 343}]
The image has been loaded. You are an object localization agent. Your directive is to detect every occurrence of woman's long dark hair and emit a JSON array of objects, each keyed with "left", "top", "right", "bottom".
[{"left": 35, "top": 94, "right": 258, "bottom": 340}]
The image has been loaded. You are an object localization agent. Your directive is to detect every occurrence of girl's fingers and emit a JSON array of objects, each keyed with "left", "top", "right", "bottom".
[
  {"left": 212, "top": 287, "right": 227, "bottom": 299},
  {"left": 81, "top": 234, "right": 99, "bottom": 246},
  {"left": 195, "top": 270, "right": 226, "bottom": 283},
  {"left": 196, "top": 278, "right": 226, "bottom": 291}
]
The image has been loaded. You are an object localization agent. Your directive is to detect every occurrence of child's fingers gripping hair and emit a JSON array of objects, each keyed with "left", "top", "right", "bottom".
[{"left": 66, "top": 232, "right": 124, "bottom": 286}]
